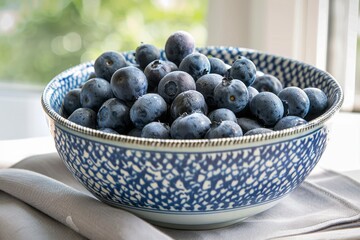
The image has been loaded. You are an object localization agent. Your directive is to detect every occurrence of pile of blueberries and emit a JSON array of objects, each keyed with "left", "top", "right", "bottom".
[{"left": 62, "top": 31, "right": 328, "bottom": 139}]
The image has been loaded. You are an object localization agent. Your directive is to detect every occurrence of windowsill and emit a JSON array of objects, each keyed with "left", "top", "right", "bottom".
[
  {"left": 0, "top": 82, "right": 50, "bottom": 140},
  {"left": 318, "top": 111, "right": 360, "bottom": 172}
]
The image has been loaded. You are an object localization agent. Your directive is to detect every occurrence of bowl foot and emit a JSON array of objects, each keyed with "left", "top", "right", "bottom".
[
  {"left": 107, "top": 198, "right": 282, "bottom": 230},
  {"left": 148, "top": 217, "right": 248, "bottom": 230}
]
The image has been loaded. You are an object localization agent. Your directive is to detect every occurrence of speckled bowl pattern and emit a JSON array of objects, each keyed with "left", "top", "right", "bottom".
[{"left": 42, "top": 47, "right": 343, "bottom": 229}]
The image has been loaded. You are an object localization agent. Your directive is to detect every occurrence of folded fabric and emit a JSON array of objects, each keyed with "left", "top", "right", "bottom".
[
  {"left": 0, "top": 153, "right": 359, "bottom": 240},
  {"left": 0, "top": 168, "right": 172, "bottom": 240}
]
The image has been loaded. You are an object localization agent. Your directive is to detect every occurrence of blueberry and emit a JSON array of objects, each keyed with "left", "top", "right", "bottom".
[
  {"left": 274, "top": 116, "right": 307, "bottom": 131},
  {"left": 97, "top": 98, "right": 131, "bottom": 134},
  {"left": 303, "top": 87, "right": 328, "bottom": 120},
  {"left": 205, "top": 120, "right": 243, "bottom": 139},
  {"left": 125, "top": 62, "right": 141, "bottom": 68},
  {"left": 248, "top": 86, "right": 259, "bottom": 99},
  {"left": 230, "top": 57, "right": 257, "bottom": 86},
  {"left": 80, "top": 78, "right": 113, "bottom": 111},
  {"left": 88, "top": 72, "right": 97, "bottom": 80},
  {"left": 278, "top": 87, "right": 310, "bottom": 118},
  {"left": 179, "top": 52, "right": 210, "bottom": 81},
  {"left": 252, "top": 74, "right": 283, "bottom": 94},
  {"left": 63, "top": 88, "right": 81, "bottom": 116},
  {"left": 196, "top": 73, "right": 223, "bottom": 109},
  {"left": 111, "top": 66, "right": 148, "bottom": 104},
  {"left": 98, "top": 128, "right": 119, "bottom": 134},
  {"left": 256, "top": 70, "right": 264, "bottom": 77},
  {"left": 237, "top": 117, "right": 263, "bottom": 134},
  {"left": 94, "top": 51, "right": 127, "bottom": 82},
  {"left": 236, "top": 86, "right": 259, "bottom": 117},
  {"left": 157, "top": 71, "right": 196, "bottom": 103},
  {"left": 170, "top": 90, "right": 208, "bottom": 119},
  {"left": 130, "top": 93, "right": 167, "bottom": 129},
  {"left": 164, "top": 61, "right": 178, "bottom": 71},
  {"left": 170, "top": 112, "right": 211, "bottom": 139},
  {"left": 135, "top": 43, "right": 160, "bottom": 70},
  {"left": 208, "top": 57, "right": 229, "bottom": 76},
  {"left": 141, "top": 122, "right": 171, "bottom": 139},
  {"left": 250, "top": 92, "right": 284, "bottom": 126},
  {"left": 144, "top": 60, "right": 172, "bottom": 92},
  {"left": 68, "top": 108, "right": 97, "bottom": 129},
  {"left": 214, "top": 78, "right": 249, "bottom": 113},
  {"left": 128, "top": 128, "right": 142, "bottom": 137},
  {"left": 208, "top": 108, "right": 237, "bottom": 123},
  {"left": 244, "top": 127, "right": 273, "bottom": 136},
  {"left": 165, "top": 30, "right": 195, "bottom": 66},
  {"left": 79, "top": 72, "right": 97, "bottom": 88}
]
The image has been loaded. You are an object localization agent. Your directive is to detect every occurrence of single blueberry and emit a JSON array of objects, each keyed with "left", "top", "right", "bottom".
[
  {"left": 97, "top": 98, "right": 131, "bottom": 134},
  {"left": 94, "top": 51, "right": 127, "bottom": 82},
  {"left": 230, "top": 57, "right": 257, "bottom": 86},
  {"left": 128, "top": 128, "right": 142, "bottom": 137},
  {"left": 165, "top": 31, "right": 195, "bottom": 66},
  {"left": 256, "top": 70, "right": 264, "bottom": 77},
  {"left": 98, "top": 128, "right": 119, "bottom": 134},
  {"left": 196, "top": 73, "right": 223, "bottom": 109},
  {"left": 214, "top": 78, "right": 249, "bottom": 113},
  {"left": 68, "top": 108, "right": 97, "bottom": 129},
  {"left": 135, "top": 43, "right": 160, "bottom": 70},
  {"left": 274, "top": 116, "right": 307, "bottom": 131},
  {"left": 79, "top": 72, "right": 97, "bottom": 88},
  {"left": 237, "top": 117, "right": 264, "bottom": 134},
  {"left": 278, "top": 86, "right": 310, "bottom": 118},
  {"left": 163, "top": 61, "right": 178, "bottom": 71},
  {"left": 252, "top": 74, "right": 283, "bottom": 94},
  {"left": 63, "top": 88, "right": 81, "bottom": 116},
  {"left": 179, "top": 52, "right": 211, "bottom": 81},
  {"left": 170, "top": 90, "right": 208, "bottom": 119},
  {"left": 144, "top": 60, "right": 172, "bottom": 92},
  {"left": 111, "top": 66, "right": 148, "bottom": 104},
  {"left": 208, "top": 57, "right": 229, "bottom": 76},
  {"left": 141, "top": 122, "right": 171, "bottom": 139},
  {"left": 236, "top": 86, "right": 259, "bottom": 117},
  {"left": 157, "top": 71, "right": 196, "bottom": 103},
  {"left": 250, "top": 92, "right": 284, "bottom": 126},
  {"left": 125, "top": 61, "right": 141, "bottom": 68},
  {"left": 303, "top": 87, "right": 328, "bottom": 120},
  {"left": 208, "top": 108, "right": 237, "bottom": 123},
  {"left": 244, "top": 127, "right": 273, "bottom": 136},
  {"left": 205, "top": 120, "right": 243, "bottom": 139},
  {"left": 80, "top": 78, "right": 113, "bottom": 111},
  {"left": 170, "top": 112, "right": 211, "bottom": 139},
  {"left": 130, "top": 93, "right": 168, "bottom": 129}
]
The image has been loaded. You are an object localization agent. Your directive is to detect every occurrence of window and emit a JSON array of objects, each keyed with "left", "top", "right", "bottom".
[
  {"left": 0, "top": 0, "right": 207, "bottom": 86},
  {"left": 0, "top": 0, "right": 207, "bottom": 140},
  {"left": 1, "top": 0, "right": 359, "bottom": 140},
  {"left": 207, "top": 0, "right": 359, "bottom": 111}
]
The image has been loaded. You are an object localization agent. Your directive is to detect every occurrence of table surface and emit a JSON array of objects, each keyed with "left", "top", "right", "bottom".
[{"left": 1, "top": 111, "right": 360, "bottom": 181}]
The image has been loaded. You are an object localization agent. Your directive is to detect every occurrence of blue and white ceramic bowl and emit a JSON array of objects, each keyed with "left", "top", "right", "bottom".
[{"left": 42, "top": 47, "right": 343, "bottom": 229}]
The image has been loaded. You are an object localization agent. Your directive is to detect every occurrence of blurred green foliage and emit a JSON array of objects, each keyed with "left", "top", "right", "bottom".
[{"left": 0, "top": 0, "right": 208, "bottom": 85}]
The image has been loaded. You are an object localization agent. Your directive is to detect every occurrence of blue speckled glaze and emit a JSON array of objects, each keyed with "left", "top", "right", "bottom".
[
  {"left": 55, "top": 126, "right": 327, "bottom": 212},
  {"left": 42, "top": 47, "right": 343, "bottom": 227}
]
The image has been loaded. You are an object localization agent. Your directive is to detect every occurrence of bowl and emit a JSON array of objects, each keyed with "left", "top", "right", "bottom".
[{"left": 41, "top": 46, "right": 343, "bottom": 229}]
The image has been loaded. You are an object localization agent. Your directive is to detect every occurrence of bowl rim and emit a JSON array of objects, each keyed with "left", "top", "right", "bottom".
[{"left": 41, "top": 46, "right": 344, "bottom": 148}]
